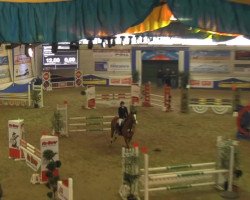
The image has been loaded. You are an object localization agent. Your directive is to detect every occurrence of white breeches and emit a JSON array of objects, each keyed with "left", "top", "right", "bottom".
[{"left": 118, "top": 118, "right": 124, "bottom": 126}]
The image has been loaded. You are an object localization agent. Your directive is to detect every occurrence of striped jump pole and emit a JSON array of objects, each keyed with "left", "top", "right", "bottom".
[
  {"left": 69, "top": 115, "right": 113, "bottom": 133},
  {"left": 86, "top": 84, "right": 140, "bottom": 108},
  {"left": 121, "top": 136, "right": 238, "bottom": 200},
  {"left": 143, "top": 82, "right": 171, "bottom": 112}
]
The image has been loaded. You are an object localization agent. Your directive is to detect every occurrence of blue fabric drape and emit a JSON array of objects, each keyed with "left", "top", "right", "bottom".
[{"left": 0, "top": 0, "right": 160, "bottom": 43}]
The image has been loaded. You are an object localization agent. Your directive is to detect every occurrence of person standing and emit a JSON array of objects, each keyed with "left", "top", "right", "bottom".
[
  {"left": 156, "top": 68, "right": 164, "bottom": 87},
  {"left": 164, "top": 68, "right": 171, "bottom": 86}
]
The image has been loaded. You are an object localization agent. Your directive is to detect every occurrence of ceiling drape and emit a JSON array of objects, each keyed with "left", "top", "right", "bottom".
[{"left": 0, "top": 0, "right": 160, "bottom": 43}]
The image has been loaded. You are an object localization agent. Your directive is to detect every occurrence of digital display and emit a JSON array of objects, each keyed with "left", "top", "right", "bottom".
[{"left": 42, "top": 45, "right": 78, "bottom": 70}]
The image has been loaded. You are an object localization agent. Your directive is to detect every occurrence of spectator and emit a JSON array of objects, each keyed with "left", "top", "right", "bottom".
[{"left": 156, "top": 68, "right": 164, "bottom": 87}]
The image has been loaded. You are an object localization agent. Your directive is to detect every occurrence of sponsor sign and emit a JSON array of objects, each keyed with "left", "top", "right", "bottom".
[
  {"left": 190, "top": 63, "right": 230, "bottom": 73},
  {"left": 190, "top": 80, "right": 214, "bottom": 88},
  {"left": 82, "top": 74, "right": 108, "bottom": 85},
  {"left": 8, "top": 119, "right": 24, "bottom": 159},
  {"left": 109, "top": 76, "right": 132, "bottom": 86},
  {"left": 235, "top": 50, "right": 250, "bottom": 60},
  {"left": 58, "top": 178, "right": 73, "bottom": 200},
  {"left": 214, "top": 78, "right": 250, "bottom": 89},
  {"left": 93, "top": 49, "right": 130, "bottom": 59},
  {"left": 0, "top": 66, "right": 11, "bottom": 84},
  {"left": 108, "top": 61, "right": 130, "bottom": 71},
  {"left": 190, "top": 50, "right": 230, "bottom": 60},
  {"left": 40, "top": 135, "right": 59, "bottom": 183},
  {"left": 14, "top": 54, "right": 33, "bottom": 80}
]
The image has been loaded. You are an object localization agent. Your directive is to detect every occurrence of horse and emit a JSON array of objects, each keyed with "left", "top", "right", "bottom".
[{"left": 110, "top": 112, "right": 137, "bottom": 148}]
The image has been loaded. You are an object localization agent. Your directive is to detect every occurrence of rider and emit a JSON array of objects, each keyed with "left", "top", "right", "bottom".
[{"left": 118, "top": 101, "right": 128, "bottom": 133}]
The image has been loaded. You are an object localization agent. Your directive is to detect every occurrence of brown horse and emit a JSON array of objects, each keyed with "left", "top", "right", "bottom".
[{"left": 110, "top": 112, "right": 137, "bottom": 148}]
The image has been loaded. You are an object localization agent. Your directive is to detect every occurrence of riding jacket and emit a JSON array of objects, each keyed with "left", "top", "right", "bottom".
[{"left": 118, "top": 106, "right": 128, "bottom": 119}]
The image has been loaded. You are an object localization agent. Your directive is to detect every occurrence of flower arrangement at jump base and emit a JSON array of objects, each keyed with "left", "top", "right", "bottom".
[
  {"left": 51, "top": 111, "right": 64, "bottom": 136},
  {"left": 43, "top": 149, "right": 62, "bottom": 200}
]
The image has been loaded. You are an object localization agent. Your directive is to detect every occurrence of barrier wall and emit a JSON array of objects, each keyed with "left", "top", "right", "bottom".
[{"left": 0, "top": 83, "right": 43, "bottom": 107}]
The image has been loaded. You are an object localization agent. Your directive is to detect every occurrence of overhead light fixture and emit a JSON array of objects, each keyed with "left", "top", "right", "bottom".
[
  {"left": 135, "top": 35, "right": 139, "bottom": 44},
  {"left": 120, "top": 36, "right": 125, "bottom": 45},
  {"left": 141, "top": 36, "right": 144, "bottom": 43},
  {"left": 25, "top": 44, "right": 33, "bottom": 58},
  {"left": 101, "top": 38, "right": 106, "bottom": 48},
  {"left": 87, "top": 39, "right": 93, "bottom": 49}
]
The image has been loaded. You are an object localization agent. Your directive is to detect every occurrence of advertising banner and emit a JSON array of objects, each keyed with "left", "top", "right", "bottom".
[
  {"left": 93, "top": 49, "right": 131, "bottom": 72},
  {"left": 40, "top": 135, "right": 59, "bottom": 183},
  {"left": 234, "top": 64, "right": 250, "bottom": 72},
  {"left": 0, "top": 47, "right": 11, "bottom": 84},
  {"left": 58, "top": 178, "right": 73, "bottom": 200},
  {"left": 214, "top": 78, "right": 250, "bottom": 89},
  {"left": 235, "top": 50, "right": 250, "bottom": 60},
  {"left": 8, "top": 119, "right": 24, "bottom": 159},
  {"left": 109, "top": 76, "right": 132, "bottom": 86},
  {"left": 108, "top": 61, "right": 131, "bottom": 71},
  {"left": 14, "top": 54, "right": 33, "bottom": 81},
  {"left": 190, "top": 80, "right": 214, "bottom": 88},
  {"left": 190, "top": 50, "right": 231, "bottom": 60},
  {"left": 93, "top": 49, "right": 130, "bottom": 59},
  {"left": 0, "top": 65, "right": 11, "bottom": 84},
  {"left": 82, "top": 74, "right": 108, "bottom": 85},
  {"left": 190, "top": 63, "right": 230, "bottom": 73}
]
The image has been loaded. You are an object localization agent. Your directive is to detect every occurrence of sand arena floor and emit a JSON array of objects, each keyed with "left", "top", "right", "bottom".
[{"left": 0, "top": 86, "right": 250, "bottom": 200}]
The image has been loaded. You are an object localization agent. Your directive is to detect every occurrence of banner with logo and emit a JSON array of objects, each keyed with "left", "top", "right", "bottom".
[
  {"left": 82, "top": 74, "right": 108, "bottom": 85},
  {"left": 190, "top": 50, "right": 231, "bottom": 60},
  {"left": 8, "top": 119, "right": 24, "bottom": 159},
  {"left": 40, "top": 135, "right": 59, "bottom": 183},
  {"left": 58, "top": 178, "right": 73, "bottom": 200},
  {"left": 235, "top": 50, "right": 250, "bottom": 60},
  {"left": 190, "top": 63, "right": 230, "bottom": 73},
  {"left": 93, "top": 49, "right": 131, "bottom": 72},
  {"left": 0, "top": 46, "right": 11, "bottom": 84},
  {"left": 109, "top": 76, "right": 132, "bottom": 86},
  {"left": 14, "top": 54, "right": 33, "bottom": 81},
  {"left": 214, "top": 78, "right": 250, "bottom": 89},
  {"left": 190, "top": 80, "right": 214, "bottom": 88}
]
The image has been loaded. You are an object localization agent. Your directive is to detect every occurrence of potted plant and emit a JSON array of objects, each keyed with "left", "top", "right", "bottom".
[
  {"left": 51, "top": 111, "right": 64, "bottom": 136},
  {"left": 43, "top": 149, "right": 61, "bottom": 200},
  {"left": 132, "top": 70, "right": 139, "bottom": 84},
  {"left": 31, "top": 90, "right": 41, "bottom": 108}
]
